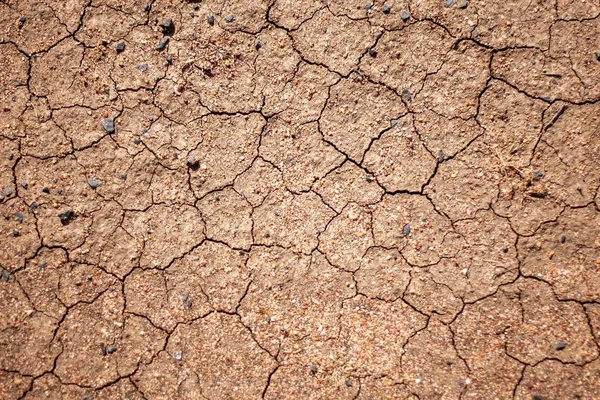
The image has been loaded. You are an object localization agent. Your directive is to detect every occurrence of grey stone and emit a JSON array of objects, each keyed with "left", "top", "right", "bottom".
[
  {"left": 400, "top": 10, "right": 410, "bottom": 21},
  {"left": 101, "top": 118, "right": 115, "bottom": 134},
  {"left": 156, "top": 37, "right": 169, "bottom": 51},
  {"left": 88, "top": 178, "right": 102, "bottom": 189},
  {"left": 115, "top": 42, "right": 125, "bottom": 53}
]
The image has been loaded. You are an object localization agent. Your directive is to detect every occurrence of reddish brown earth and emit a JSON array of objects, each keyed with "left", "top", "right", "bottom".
[{"left": 1, "top": 0, "right": 600, "bottom": 399}]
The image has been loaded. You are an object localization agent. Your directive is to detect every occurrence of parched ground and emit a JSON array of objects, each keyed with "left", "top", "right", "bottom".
[{"left": 1, "top": 0, "right": 600, "bottom": 399}]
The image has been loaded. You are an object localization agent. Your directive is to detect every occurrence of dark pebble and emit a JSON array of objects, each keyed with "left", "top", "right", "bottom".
[
  {"left": 30, "top": 202, "right": 38, "bottom": 211},
  {"left": 12, "top": 229, "right": 20, "bottom": 237},
  {"left": 21, "top": 182, "right": 28, "bottom": 189},
  {"left": 400, "top": 10, "right": 410, "bottom": 21},
  {"left": 555, "top": 342, "right": 566, "bottom": 350},
  {"left": 137, "top": 63, "right": 148, "bottom": 72},
  {"left": 101, "top": 118, "right": 115, "bottom": 134},
  {"left": 181, "top": 291, "right": 189, "bottom": 302},
  {"left": 190, "top": 12, "right": 195, "bottom": 17},
  {"left": 403, "top": 223, "right": 411, "bottom": 236},
  {"left": 533, "top": 396, "right": 543, "bottom": 400},
  {"left": 382, "top": 5, "right": 391, "bottom": 14},
  {"left": 115, "top": 42, "right": 125, "bottom": 53},
  {"left": 255, "top": 41, "right": 262, "bottom": 50},
  {"left": 533, "top": 171, "right": 543, "bottom": 180},
  {"left": 446, "top": 360, "right": 453, "bottom": 365},
  {"left": 120, "top": 173, "right": 127, "bottom": 180},
  {"left": 438, "top": 149, "right": 445, "bottom": 162},
  {"left": 186, "top": 155, "right": 199, "bottom": 170},
  {"left": 345, "top": 379, "right": 352, "bottom": 387},
  {"left": 443, "top": 0, "right": 456, "bottom": 7},
  {"left": 365, "top": 175, "right": 374, "bottom": 182},
  {"left": 166, "top": 54, "right": 173, "bottom": 64},
  {"left": 207, "top": 14, "right": 215, "bottom": 25},
  {"left": 18, "top": 16, "right": 26, "bottom": 24},
  {"left": 100, "top": 343, "right": 107, "bottom": 356},
  {"left": 560, "top": 235, "right": 566, "bottom": 244},
  {"left": 264, "top": 232, "right": 270, "bottom": 238},
  {"left": 193, "top": 5, "right": 199, "bottom": 11},
  {"left": 594, "top": 52, "right": 600, "bottom": 62},
  {"left": 368, "top": 48, "right": 378, "bottom": 57},
  {"left": 4, "top": 187, "right": 13, "bottom": 197},
  {"left": 2, "top": 270, "right": 9, "bottom": 282},
  {"left": 309, "top": 365, "right": 317, "bottom": 373},
  {"left": 159, "top": 18, "right": 175, "bottom": 35},
  {"left": 42, "top": 187, "right": 50, "bottom": 194},
  {"left": 457, "top": 0, "right": 469, "bottom": 9},
  {"left": 88, "top": 178, "right": 102, "bottom": 189},
  {"left": 134, "top": 137, "right": 141, "bottom": 145},
  {"left": 15, "top": 212, "right": 23, "bottom": 223},
  {"left": 143, "top": 3, "right": 151, "bottom": 12},
  {"left": 156, "top": 37, "right": 169, "bottom": 51},
  {"left": 106, "top": 345, "right": 117, "bottom": 354},
  {"left": 58, "top": 209, "right": 74, "bottom": 225},
  {"left": 502, "top": 245, "right": 508, "bottom": 253},
  {"left": 225, "top": 15, "right": 235, "bottom": 23},
  {"left": 402, "top": 88, "right": 412, "bottom": 102}
]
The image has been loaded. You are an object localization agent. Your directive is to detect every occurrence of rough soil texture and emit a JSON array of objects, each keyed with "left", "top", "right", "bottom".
[{"left": 1, "top": 0, "right": 600, "bottom": 399}]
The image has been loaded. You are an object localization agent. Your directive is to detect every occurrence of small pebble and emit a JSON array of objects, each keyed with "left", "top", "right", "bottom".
[
  {"left": 556, "top": 342, "right": 566, "bottom": 351},
  {"left": 57, "top": 188, "right": 62, "bottom": 195},
  {"left": 594, "top": 51, "right": 600, "bottom": 62},
  {"left": 190, "top": 12, "right": 195, "bottom": 17},
  {"left": 4, "top": 187, "right": 13, "bottom": 197},
  {"left": 364, "top": 2, "right": 373, "bottom": 10},
  {"left": 42, "top": 187, "right": 50, "bottom": 194},
  {"left": 159, "top": 18, "right": 174, "bottom": 35},
  {"left": 101, "top": 118, "right": 115, "bottom": 133},
  {"left": 402, "top": 88, "right": 412, "bottom": 102},
  {"left": 15, "top": 212, "right": 23, "bottom": 223},
  {"left": 18, "top": 16, "right": 26, "bottom": 24},
  {"left": 166, "top": 54, "right": 173, "bottom": 64},
  {"left": 12, "top": 229, "right": 19, "bottom": 237},
  {"left": 438, "top": 149, "right": 445, "bottom": 162},
  {"left": 382, "top": 5, "right": 391, "bottom": 14},
  {"left": 88, "top": 178, "right": 102, "bottom": 189},
  {"left": 368, "top": 48, "right": 378, "bottom": 57},
  {"left": 39, "top": 261, "right": 47, "bottom": 268},
  {"left": 403, "top": 223, "right": 411, "bottom": 236},
  {"left": 120, "top": 173, "right": 127, "bottom": 180},
  {"left": 30, "top": 202, "right": 38, "bottom": 211},
  {"left": 106, "top": 345, "right": 117, "bottom": 354},
  {"left": 457, "top": 0, "right": 468, "bottom": 8},
  {"left": 143, "top": 3, "right": 151, "bottom": 12},
  {"left": 309, "top": 365, "right": 317, "bottom": 373},
  {"left": 173, "top": 352, "right": 183, "bottom": 360},
  {"left": 532, "top": 171, "right": 543, "bottom": 180},
  {"left": 444, "top": 0, "right": 456, "bottom": 7},
  {"left": 137, "top": 63, "right": 148, "bottom": 71},
  {"left": 207, "top": 14, "right": 215, "bottom": 25},
  {"left": 345, "top": 379, "right": 352, "bottom": 387},
  {"left": 100, "top": 343, "right": 107, "bottom": 356},
  {"left": 391, "top": 119, "right": 399, "bottom": 127},
  {"left": 502, "top": 245, "right": 508, "bottom": 253},
  {"left": 400, "top": 10, "right": 410, "bottom": 21},
  {"left": 186, "top": 155, "right": 199, "bottom": 170},
  {"left": 181, "top": 291, "right": 189, "bottom": 302},
  {"left": 560, "top": 235, "right": 566, "bottom": 244},
  {"left": 225, "top": 15, "right": 235, "bottom": 23},
  {"left": 21, "top": 182, "right": 28, "bottom": 189},
  {"left": 58, "top": 210, "right": 74, "bottom": 225},
  {"left": 255, "top": 41, "right": 262, "bottom": 50},
  {"left": 156, "top": 37, "right": 169, "bottom": 51},
  {"left": 193, "top": 5, "right": 199, "bottom": 11},
  {"left": 1, "top": 269, "right": 9, "bottom": 282},
  {"left": 533, "top": 396, "right": 543, "bottom": 400},
  {"left": 115, "top": 42, "right": 125, "bottom": 53}
]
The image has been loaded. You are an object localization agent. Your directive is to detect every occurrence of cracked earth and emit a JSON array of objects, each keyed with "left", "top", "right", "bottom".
[{"left": 1, "top": 0, "right": 600, "bottom": 399}]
